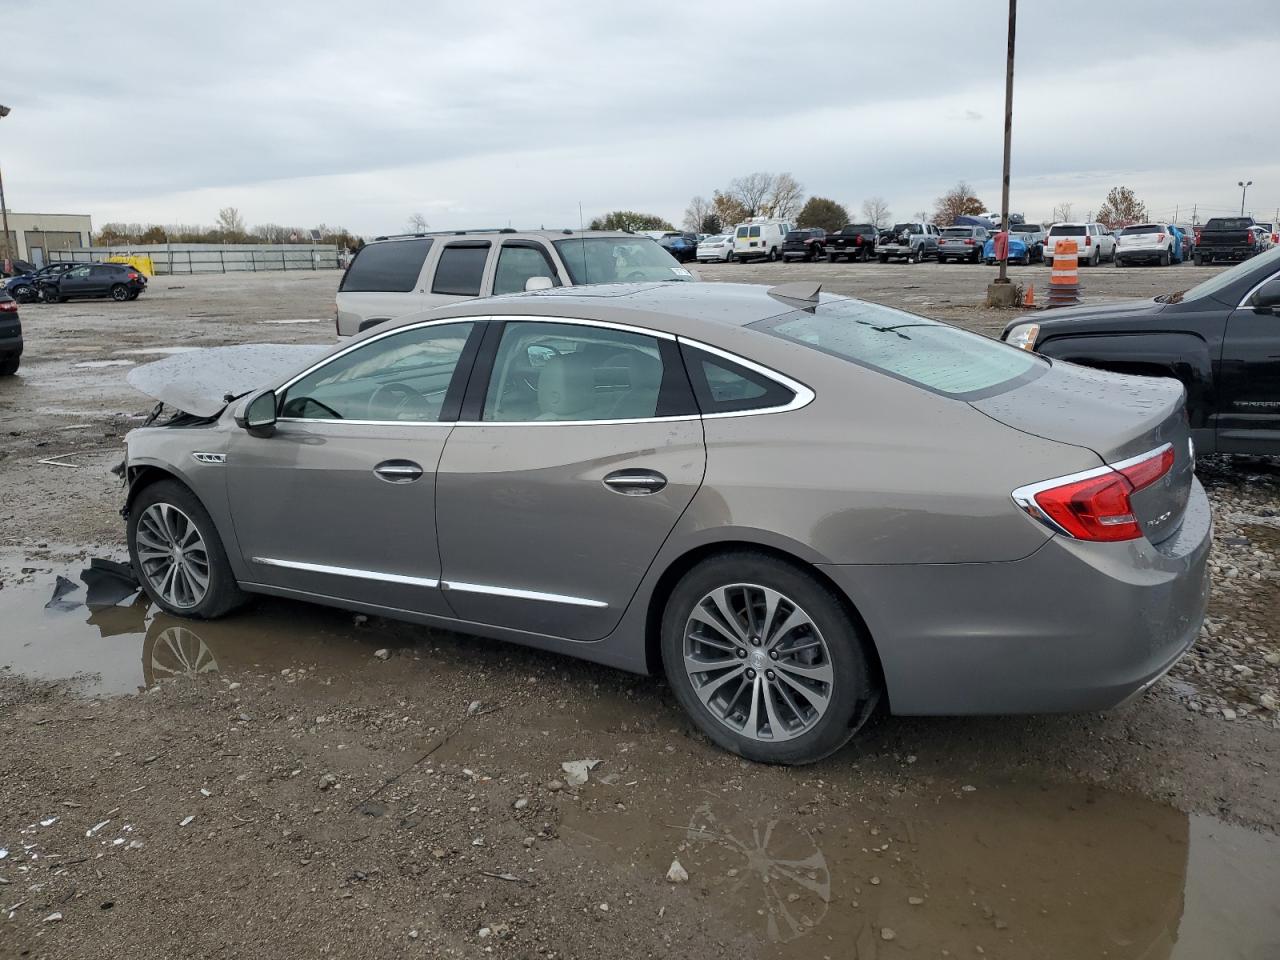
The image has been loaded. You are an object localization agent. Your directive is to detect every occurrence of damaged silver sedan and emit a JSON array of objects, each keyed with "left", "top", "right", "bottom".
[{"left": 120, "top": 281, "right": 1210, "bottom": 764}]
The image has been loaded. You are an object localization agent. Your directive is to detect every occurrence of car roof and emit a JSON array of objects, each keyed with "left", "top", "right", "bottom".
[
  {"left": 379, "top": 282, "right": 826, "bottom": 338},
  {"left": 366, "top": 228, "right": 642, "bottom": 243}
]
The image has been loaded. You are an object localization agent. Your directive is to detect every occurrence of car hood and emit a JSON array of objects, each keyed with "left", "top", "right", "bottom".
[
  {"left": 127, "top": 344, "right": 329, "bottom": 418},
  {"left": 1003, "top": 298, "right": 1163, "bottom": 338}
]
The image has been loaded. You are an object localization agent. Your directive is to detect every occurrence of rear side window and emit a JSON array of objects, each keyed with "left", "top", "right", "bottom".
[
  {"left": 682, "top": 347, "right": 795, "bottom": 414},
  {"left": 749, "top": 226, "right": 761, "bottom": 238},
  {"left": 432, "top": 243, "right": 490, "bottom": 297},
  {"left": 340, "top": 239, "right": 432, "bottom": 293},
  {"left": 492, "top": 243, "right": 560, "bottom": 296},
  {"left": 750, "top": 299, "right": 1045, "bottom": 401}
]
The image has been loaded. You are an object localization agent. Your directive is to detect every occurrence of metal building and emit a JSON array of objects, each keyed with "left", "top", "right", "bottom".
[{"left": 1, "top": 211, "right": 94, "bottom": 265}]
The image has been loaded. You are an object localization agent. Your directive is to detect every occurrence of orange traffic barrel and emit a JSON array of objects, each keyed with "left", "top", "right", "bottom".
[{"left": 1048, "top": 240, "right": 1080, "bottom": 307}]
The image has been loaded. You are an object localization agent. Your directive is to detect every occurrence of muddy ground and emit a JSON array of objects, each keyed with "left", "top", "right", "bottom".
[{"left": 1, "top": 263, "right": 1278, "bottom": 959}]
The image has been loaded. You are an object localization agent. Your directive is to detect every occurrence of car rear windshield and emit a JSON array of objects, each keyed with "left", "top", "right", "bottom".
[
  {"left": 340, "top": 238, "right": 432, "bottom": 293},
  {"left": 1122, "top": 225, "right": 1162, "bottom": 234},
  {"left": 941, "top": 228, "right": 973, "bottom": 237},
  {"left": 552, "top": 237, "right": 690, "bottom": 285},
  {"left": 750, "top": 298, "right": 1045, "bottom": 400},
  {"left": 1204, "top": 218, "right": 1252, "bottom": 230},
  {"left": 785, "top": 231, "right": 812, "bottom": 241},
  {"left": 1049, "top": 225, "right": 1086, "bottom": 236}
]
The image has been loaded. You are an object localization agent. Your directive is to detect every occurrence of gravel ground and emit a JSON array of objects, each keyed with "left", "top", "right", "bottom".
[{"left": 1, "top": 263, "right": 1278, "bottom": 959}]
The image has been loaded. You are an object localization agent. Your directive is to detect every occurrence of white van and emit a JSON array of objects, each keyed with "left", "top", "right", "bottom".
[{"left": 732, "top": 220, "right": 792, "bottom": 262}]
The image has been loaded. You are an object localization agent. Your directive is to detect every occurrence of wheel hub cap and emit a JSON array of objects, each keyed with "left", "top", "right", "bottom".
[
  {"left": 135, "top": 502, "right": 210, "bottom": 609},
  {"left": 682, "top": 583, "right": 834, "bottom": 743}
]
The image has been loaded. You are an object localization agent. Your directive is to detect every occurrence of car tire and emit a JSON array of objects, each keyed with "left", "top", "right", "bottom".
[
  {"left": 0, "top": 355, "right": 19, "bottom": 376},
  {"left": 127, "top": 478, "right": 247, "bottom": 620},
  {"left": 878, "top": 253, "right": 889, "bottom": 264},
  {"left": 660, "top": 552, "right": 877, "bottom": 765},
  {"left": 826, "top": 252, "right": 837, "bottom": 264},
  {"left": 12, "top": 285, "right": 36, "bottom": 304},
  {"left": 1194, "top": 253, "right": 1205, "bottom": 266},
  {"left": 128, "top": 290, "right": 141, "bottom": 300},
  {"left": 110, "top": 284, "right": 130, "bottom": 302},
  {"left": 1159, "top": 249, "right": 1171, "bottom": 267},
  {"left": 1114, "top": 255, "right": 1124, "bottom": 267}
]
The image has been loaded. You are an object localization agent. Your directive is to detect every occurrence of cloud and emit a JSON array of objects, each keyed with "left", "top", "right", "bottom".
[{"left": 3, "top": 1, "right": 1277, "bottom": 233}]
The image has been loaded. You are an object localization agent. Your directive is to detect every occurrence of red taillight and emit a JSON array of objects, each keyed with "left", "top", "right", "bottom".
[
  {"left": 964, "top": 238, "right": 975, "bottom": 245},
  {"left": 1014, "top": 444, "right": 1174, "bottom": 542},
  {"left": 0, "top": 301, "right": 16, "bottom": 312},
  {"left": 1156, "top": 233, "right": 1165, "bottom": 242},
  {"left": 854, "top": 236, "right": 863, "bottom": 245},
  {"left": 1246, "top": 232, "right": 1256, "bottom": 245},
  {"left": 128, "top": 272, "right": 139, "bottom": 280},
  {"left": 1085, "top": 236, "right": 1093, "bottom": 246},
  {"left": 1195, "top": 229, "right": 1202, "bottom": 243}
]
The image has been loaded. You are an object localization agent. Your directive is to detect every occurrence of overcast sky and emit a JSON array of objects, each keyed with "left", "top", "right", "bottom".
[{"left": 4, "top": 2, "right": 1278, "bottom": 235}]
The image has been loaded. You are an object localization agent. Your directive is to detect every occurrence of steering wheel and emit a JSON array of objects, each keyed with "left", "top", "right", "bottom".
[{"left": 367, "top": 382, "right": 429, "bottom": 420}]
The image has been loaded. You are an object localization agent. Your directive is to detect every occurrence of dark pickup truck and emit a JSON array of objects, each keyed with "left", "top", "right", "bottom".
[
  {"left": 824, "top": 223, "right": 878, "bottom": 262},
  {"left": 1194, "top": 216, "right": 1261, "bottom": 266},
  {"left": 1001, "top": 246, "right": 1280, "bottom": 455}
]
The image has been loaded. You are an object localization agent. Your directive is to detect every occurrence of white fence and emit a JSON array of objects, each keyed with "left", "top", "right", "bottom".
[{"left": 50, "top": 243, "right": 341, "bottom": 275}]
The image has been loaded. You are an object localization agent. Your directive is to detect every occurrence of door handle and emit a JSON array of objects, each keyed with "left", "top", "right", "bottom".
[
  {"left": 374, "top": 459, "right": 424, "bottom": 483},
  {"left": 602, "top": 469, "right": 667, "bottom": 495}
]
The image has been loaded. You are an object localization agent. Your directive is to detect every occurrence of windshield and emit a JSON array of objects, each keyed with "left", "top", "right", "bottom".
[
  {"left": 552, "top": 237, "right": 691, "bottom": 285},
  {"left": 1165, "top": 245, "right": 1280, "bottom": 305},
  {"left": 749, "top": 298, "right": 1045, "bottom": 400}
]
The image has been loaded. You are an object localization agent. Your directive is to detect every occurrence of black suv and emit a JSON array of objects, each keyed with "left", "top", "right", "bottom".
[
  {"left": 41, "top": 263, "right": 147, "bottom": 303},
  {"left": 782, "top": 228, "right": 827, "bottom": 262},
  {"left": 0, "top": 290, "right": 21, "bottom": 375}
]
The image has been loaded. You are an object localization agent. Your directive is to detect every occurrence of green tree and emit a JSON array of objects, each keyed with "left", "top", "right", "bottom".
[
  {"left": 1096, "top": 187, "right": 1147, "bottom": 229},
  {"left": 139, "top": 225, "right": 168, "bottom": 244},
  {"left": 587, "top": 211, "right": 674, "bottom": 232},
  {"left": 700, "top": 213, "right": 722, "bottom": 235},
  {"left": 796, "top": 197, "right": 850, "bottom": 233},
  {"left": 932, "top": 182, "right": 987, "bottom": 226}
]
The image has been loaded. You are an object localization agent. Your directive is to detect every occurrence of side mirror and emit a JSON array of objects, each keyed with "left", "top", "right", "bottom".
[
  {"left": 524, "top": 276, "right": 554, "bottom": 292},
  {"left": 1253, "top": 278, "right": 1280, "bottom": 312},
  {"left": 234, "top": 389, "right": 277, "bottom": 436}
]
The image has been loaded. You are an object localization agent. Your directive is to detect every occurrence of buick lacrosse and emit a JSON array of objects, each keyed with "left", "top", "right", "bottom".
[{"left": 121, "top": 281, "right": 1210, "bottom": 763}]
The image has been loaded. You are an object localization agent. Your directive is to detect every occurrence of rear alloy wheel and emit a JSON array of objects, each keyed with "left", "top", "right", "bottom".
[
  {"left": 1090, "top": 248, "right": 1101, "bottom": 267},
  {"left": 1115, "top": 255, "right": 1124, "bottom": 268},
  {"left": 768, "top": 247, "right": 778, "bottom": 262},
  {"left": 662, "top": 553, "right": 876, "bottom": 764},
  {"left": 128, "top": 479, "right": 246, "bottom": 619},
  {"left": 110, "top": 283, "right": 130, "bottom": 302},
  {"left": 1159, "top": 249, "right": 1171, "bottom": 267}
]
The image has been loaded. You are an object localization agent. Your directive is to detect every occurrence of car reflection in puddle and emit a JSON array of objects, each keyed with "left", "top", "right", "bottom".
[
  {"left": 0, "top": 562, "right": 390, "bottom": 694},
  {"left": 563, "top": 781, "right": 1280, "bottom": 958}
]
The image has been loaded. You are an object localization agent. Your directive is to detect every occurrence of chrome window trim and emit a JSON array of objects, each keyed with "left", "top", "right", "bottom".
[
  {"left": 681, "top": 337, "right": 816, "bottom": 418},
  {"left": 1010, "top": 443, "right": 1173, "bottom": 538},
  {"left": 275, "top": 418, "right": 454, "bottom": 428},
  {"left": 1236, "top": 267, "right": 1280, "bottom": 309},
  {"left": 442, "top": 580, "right": 608, "bottom": 608},
  {"left": 252, "top": 556, "right": 439, "bottom": 588}
]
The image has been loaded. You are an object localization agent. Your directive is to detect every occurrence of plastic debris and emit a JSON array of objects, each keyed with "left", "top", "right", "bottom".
[
  {"left": 45, "top": 576, "right": 81, "bottom": 611},
  {"left": 82, "top": 559, "right": 140, "bottom": 608},
  {"left": 666, "top": 859, "right": 689, "bottom": 883},
  {"left": 560, "top": 759, "right": 602, "bottom": 787},
  {"left": 179, "top": 815, "right": 195, "bottom": 827}
]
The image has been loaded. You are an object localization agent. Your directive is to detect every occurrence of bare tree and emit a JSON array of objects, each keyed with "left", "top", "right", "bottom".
[
  {"left": 912, "top": 210, "right": 930, "bottom": 223},
  {"left": 763, "top": 173, "right": 805, "bottom": 220},
  {"left": 407, "top": 212, "right": 429, "bottom": 233},
  {"left": 859, "top": 196, "right": 891, "bottom": 229},
  {"left": 216, "top": 206, "right": 245, "bottom": 238},
  {"left": 727, "top": 173, "right": 774, "bottom": 218},
  {"left": 683, "top": 195, "right": 713, "bottom": 233},
  {"left": 1051, "top": 201, "right": 1074, "bottom": 224}
]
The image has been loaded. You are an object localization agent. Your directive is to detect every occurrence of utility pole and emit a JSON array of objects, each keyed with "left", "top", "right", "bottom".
[
  {"left": 986, "top": 0, "right": 1018, "bottom": 307},
  {"left": 0, "top": 104, "right": 11, "bottom": 264}
]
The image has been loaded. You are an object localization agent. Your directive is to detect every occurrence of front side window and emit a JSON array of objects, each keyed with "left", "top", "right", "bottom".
[
  {"left": 751, "top": 299, "right": 1045, "bottom": 400},
  {"left": 68, "top": 266, "right": 91, "bottom": 279},
  {"left": 340, "top": 238, "right": 432, "bottom": 293},
  {"left": 492, "top": 243, "right": 560, "bottom": 296},
  {"left": 432, "top": 243, "right": 490, "bottom": 296},
  {"left": 482, "top": 321, "right": 688, "bottom": 422},
  {"left": 280, "top": 321, "right": 475, "bottom": 422},
  {"left": 551, "top": 237, "right": 689, "bottom": 285}
]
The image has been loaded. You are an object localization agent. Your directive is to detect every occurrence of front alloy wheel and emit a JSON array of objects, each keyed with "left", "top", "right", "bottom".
[{"left": 135, "top": 503, "right": 211, "bottom": 609}]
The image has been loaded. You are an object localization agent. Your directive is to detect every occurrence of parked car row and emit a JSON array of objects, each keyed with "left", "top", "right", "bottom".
[{"left": 1, "top": 261, "right": 148, "bottom": 302}]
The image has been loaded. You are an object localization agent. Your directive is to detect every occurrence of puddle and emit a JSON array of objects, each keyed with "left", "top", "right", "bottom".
[
  {"left": 111, "top": 347, "right": 202, "bottom": 356},
  {"left": 562, "top": 779, "right": 1280, "bottom": 958},
  {"left": 72, "top": 359, "right": 135, "bottom": 369},
  {"left": 259, "top": 318, "right": 324, "bottom": 325},
  {"left": 0, "top": 575, "right": 407, "bottom": 695}
]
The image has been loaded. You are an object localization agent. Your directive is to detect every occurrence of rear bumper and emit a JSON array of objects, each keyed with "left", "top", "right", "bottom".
[
  {"left": 878, "top": 245, "right": 913, "bottom": 258},
  {"left": 0, "top": 319, "right": 21, "bottom": 357},
  {"left": 938, "top": 245, "right": 979, "bottom": 257},
  {"left": 820, "top": 478, "right": 1212, "bottom": 715}
]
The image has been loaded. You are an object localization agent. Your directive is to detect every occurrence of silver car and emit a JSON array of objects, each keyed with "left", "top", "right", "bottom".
[{"left": 121, "top": 281, "right": 1210, "bottom": 764}]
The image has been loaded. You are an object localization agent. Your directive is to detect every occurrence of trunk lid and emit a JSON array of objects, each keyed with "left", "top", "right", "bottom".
[{"left": 973, "top": 362, "right": 1194, "bottom": 544}]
